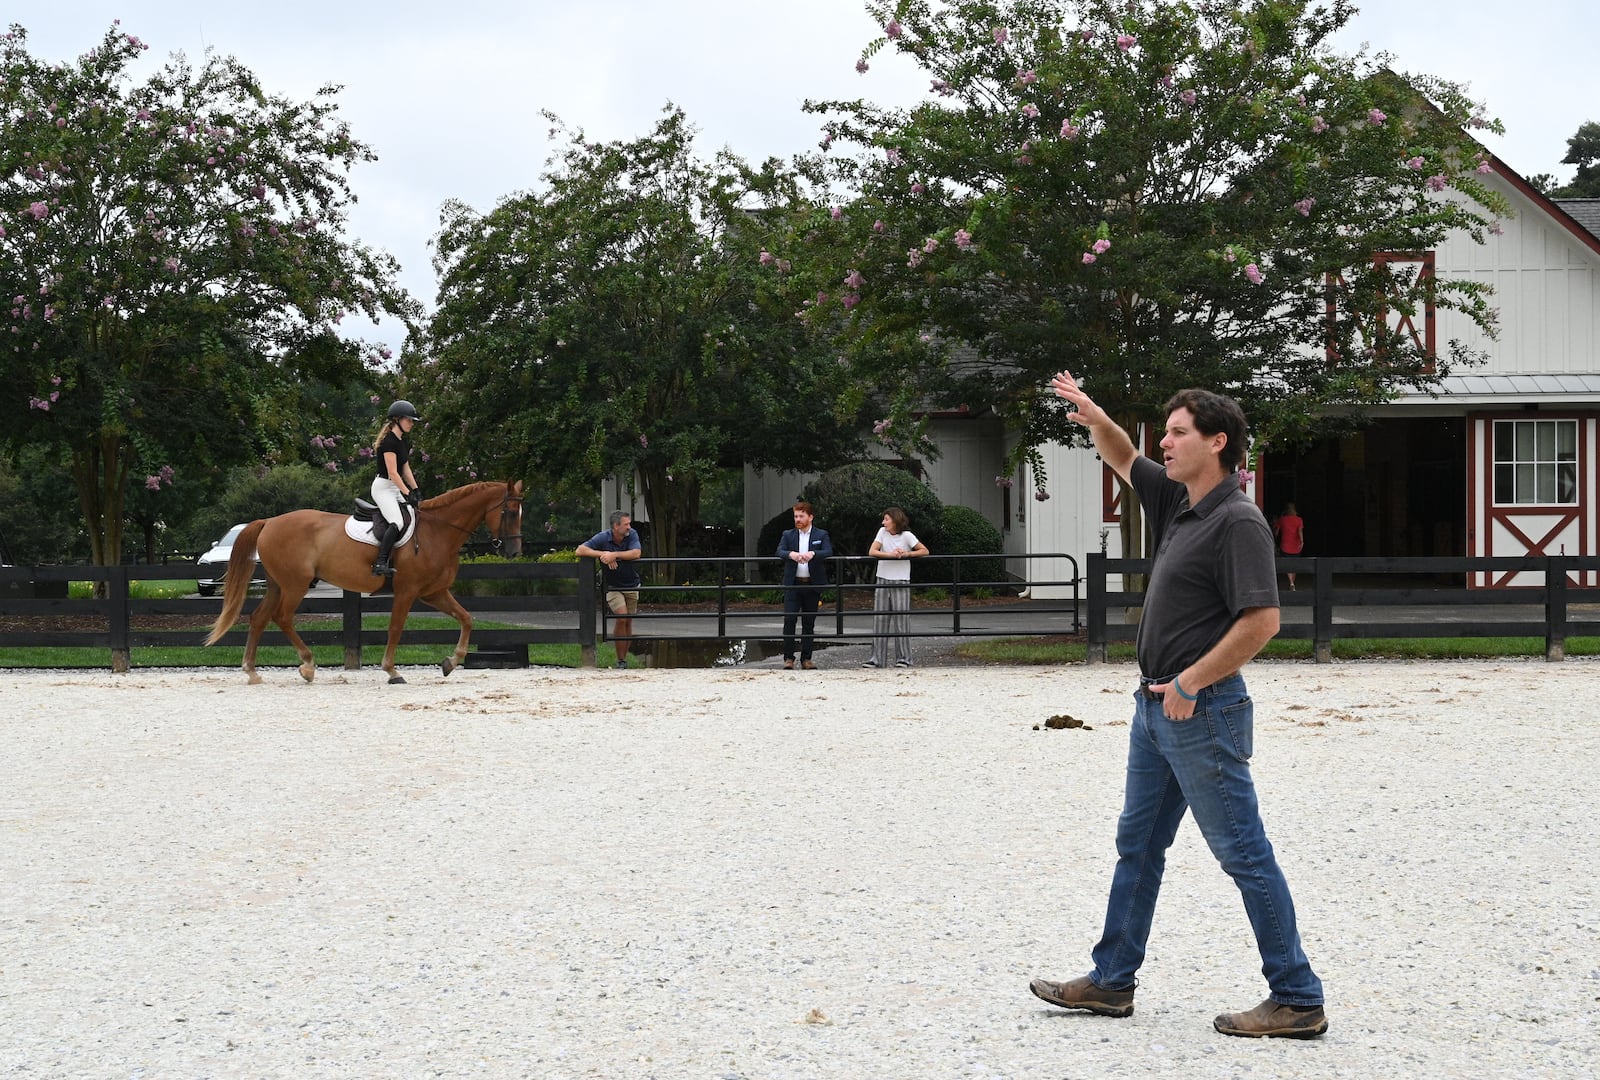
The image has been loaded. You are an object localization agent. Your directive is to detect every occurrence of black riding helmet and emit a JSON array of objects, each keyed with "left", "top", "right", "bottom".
[{"left": 387, "top": 399, "right": 420, "bottom": 422}]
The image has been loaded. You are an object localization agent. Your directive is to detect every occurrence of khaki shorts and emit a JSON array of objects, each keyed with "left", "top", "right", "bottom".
[{"left": 605, "top": 590, "right": 640, "bottom": 616}]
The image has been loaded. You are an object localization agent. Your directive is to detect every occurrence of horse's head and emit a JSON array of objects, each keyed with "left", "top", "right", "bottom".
[{"left": 488, "top": 481, "right": 525, "bottom": 557}]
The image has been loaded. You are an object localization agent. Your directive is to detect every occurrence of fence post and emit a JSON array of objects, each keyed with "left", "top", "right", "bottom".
[
  {"left": 1086, "top": 553, "right": 1106, "bottom": 664},
  {"left": 109, "top": 565, "right": 130, "bottom": 673},
  {"left": 342, "top": 589, "right": 363, "bottom": 669},
  {"left": 951, "top": 555, "right": 962, "bottom": 634},
  {"left": 717, "top": 558, "right": 728, "bottom": 638},
  {"left": 1545, "top": 555, "right": 1568, "bottom": 662},
  {"left": 1313, "top": 558, "right": 1332, "bottom": 663},
  {"left": 577, "top": 557, "right": 596, "bottom": 668}
]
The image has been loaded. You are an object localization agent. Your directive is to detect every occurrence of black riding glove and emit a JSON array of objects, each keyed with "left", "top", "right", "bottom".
[{"left": 406, "top": 489, "right": 421, "bottom": 507}]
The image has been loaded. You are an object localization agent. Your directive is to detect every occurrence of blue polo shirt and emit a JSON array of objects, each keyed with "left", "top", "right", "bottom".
[{"left": 585, "top": 528, "right": 642, "bottom": 590}]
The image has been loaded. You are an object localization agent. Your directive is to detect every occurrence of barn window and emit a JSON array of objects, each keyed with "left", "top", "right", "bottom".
[{"left": 1493, "top": 419, "right": 1577, "bottom": 505}]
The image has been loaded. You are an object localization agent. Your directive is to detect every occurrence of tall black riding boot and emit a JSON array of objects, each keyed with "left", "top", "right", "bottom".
[{"left": 372, "top": 523, "right": 400, "bottom": 577}]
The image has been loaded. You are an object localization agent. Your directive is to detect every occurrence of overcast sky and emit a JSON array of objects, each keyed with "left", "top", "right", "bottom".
[{"left": 18, "top": 2, "right": 1599, "bottom": 352}]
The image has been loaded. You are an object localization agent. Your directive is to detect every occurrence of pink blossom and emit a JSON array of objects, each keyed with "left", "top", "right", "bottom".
[
  {"left": 1082, "top": 252, "right": 1097, "bottom": 264},
  {"left": 872, "top": 418, "right": 893, "bottom": 435},
  {"left": 24, "top": 201, "right": 48, "bottom": 220},
  {"left": 841, "top": 292, "right": 860, "bottom": 310},
  {"left": 640, "top": 434, "right": 649, "bottom": 447},
  {"left": 163, "top": 257, "right": 180, "bottom": 272},
  {"left": 923, "top": 237, "right": 938, "bottom": 254},
  {"left": 1244, "top": 263, "right": 1264, "bottom": 284},
  {"left": 1116, "top": 34, "right": 1137, "bottom": 50},
  {"left": 816, "top": 291, "right": 829, "bottom": 305},
  {"left": 930, "top": 79, "right": 952, "bottom": 95},
  {"left": 1426, "top": 174, "right": 1448, "bottom": 192},
  {"left": 886, "top": 147, "right": 902, "bottom": 165},
  {"left": 324, "top": 461, "right": 339, "bottom": 472},
  {"left": 830, "top": 205, "right": 843, "bottom": 220},
  {"left": 907, "top": 249, "right": 924, "bottom": 269},
  {"left": 1180, "top": 89, "right": 1197, "bottom": 106},
  {"left": 844, "top": 269, "right": 865, "bottom": 288},
  {"left": 885, "top": 18, "right": 903, "bottom": 39},
  {"left": 1477, "top": 161, "right": 1492, "bottom": 174},
  {"left": 954, "top": 229, "right": 974, "bottom": 250},
  {"left": 1080, "top": 30, "right": 1094, "bottom": 42},
  {"left": 777, "top": 258, "right": 791, "bottom": 272},
  {"left": 873, "top": 220, "right": 886, "bottom": 233},
  {"left": 28, "top": 397, "right": 49, "bottom": 411},
  {"left": 911, "top": 181, "right": 926, "bottom": 194},
  {"left": 1292, "top": 197, "right": 1316, "bottom": 216},
  {"left": 1404, "top": 156, "right": 1424, "bottom": 170},
  {"left": 1311, "top": 116, "right": 1328, "bottom": 134},
  {"left": 1367, "top": 108, "right": 1386, "bottom": 126},
  {"left": 993, "top": 27, "right": 1009, "bottom": 44},
  {"left": 1223, "top": 249, "right": 1237, "bottom": 263},
  {"left": 759, "top": 250, "right": 776, "bottom": 266},
  {"left": 820, "top": 134, "right": 833, "bottom": 150},
  {"left": 1060, "top": 120, "right": 1080, "bottom": 139},
  {"left": 1092, "top": 238, "right": 1111, "bottom": 254},
  {"left": 1019, "top": 70, "right": 1037, "bottom": 85},
  {"left": 145, "top": 475, "right": 162, "bottom": 490},
  {"left": 1021, "top": 103, "right": 1039, "bottom": 118},
  {"left": 856, "top": 58, "right": 869, "bottom": 74},
  {"left": 1034, "top": 489, "right": 1050, "bottom": 502},
  {"left": 1489, "top": 221, "right": 1504, "bottom": 235},
  {"left": 1016, "top": 154, "right": 1033, "bottom": 165},
  {"left": 994, "top": 476, "right": 1014, "bottom": 489}
]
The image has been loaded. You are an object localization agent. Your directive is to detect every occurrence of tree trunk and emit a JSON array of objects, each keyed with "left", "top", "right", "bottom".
[
  {"left": 638, "top": 469, "right": 701, "bottom": 582},
  {"left": 70, "top": 433, "right": 130, "bottom": 567}
]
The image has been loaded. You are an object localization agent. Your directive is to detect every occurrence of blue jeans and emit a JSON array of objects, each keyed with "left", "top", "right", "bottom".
[{"left": 1090, "top": 674, "right": 1324, "bottom": 1006}]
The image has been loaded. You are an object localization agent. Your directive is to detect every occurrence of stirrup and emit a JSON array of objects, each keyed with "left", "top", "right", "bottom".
[{"left": 372, "top": 559, "right": 395, "bottom": 577}]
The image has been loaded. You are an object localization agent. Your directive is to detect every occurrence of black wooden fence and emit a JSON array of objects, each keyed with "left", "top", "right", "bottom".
[{"left": 1085, "top": 553, "right": 1600, "bottom": 662}]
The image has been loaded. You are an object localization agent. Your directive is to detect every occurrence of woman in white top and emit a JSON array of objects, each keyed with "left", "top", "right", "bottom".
[{"left": 864, "top": 506, "right": 930, "bottom": 668}]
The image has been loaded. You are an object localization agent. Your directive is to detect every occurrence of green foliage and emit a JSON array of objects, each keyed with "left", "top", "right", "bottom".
[
  {"left": 927, "top": 503, "right": 1006, "bottom": 587},
  {"left": 453, "top": 550, "right": 579, "bottom": 598},
  {"left": 0, "top": 23, "right": 417, "bottom": 567},
  {"left": 755, "top": 507, "right": 799, "bottom": 583},
  {"left": 800, "top": 461, "right": 944, "bottom": 557},
  {"left": 1551, "top": 120, "right": 1600, "bottom": 198},
  {"left": 186, "top": 464, "right": 360, "bottom": 549},
  {"left": 0, "top": 449, "right": 89, "bottom": 563},
  {"left": 792, "top": 0, "right": 1510, "bottom": 497},
  {"left": 416, "top": 106, "right": 866, "bottom": 563}
]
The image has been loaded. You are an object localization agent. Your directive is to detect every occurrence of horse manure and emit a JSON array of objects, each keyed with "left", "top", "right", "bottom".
[{"left": 1040, "top": 713, "right": 1090, "bottom": 730}]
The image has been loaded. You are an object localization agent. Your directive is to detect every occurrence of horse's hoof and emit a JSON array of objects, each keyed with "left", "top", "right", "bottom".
[
  {"left": 299, "top": 663, "right": 316, "bottom": 683},
  {"left": 388, "top": 674, "right": 407, "bottom": 685},
  {"left": 246, "top": 673, "right": 263, "bottom": 686},
  {"left": 441, "top": 658, "right": 456, "bottom": 677}
]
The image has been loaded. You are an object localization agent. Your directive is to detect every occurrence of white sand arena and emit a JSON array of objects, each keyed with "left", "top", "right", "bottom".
[{"left": 2, "top": 660, "right": 1595, "bottom": 1078}]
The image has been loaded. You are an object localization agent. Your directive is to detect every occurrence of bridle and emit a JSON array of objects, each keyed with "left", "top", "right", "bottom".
[{"left": 412, "top": 490, "right": 524, "bottom": 550}]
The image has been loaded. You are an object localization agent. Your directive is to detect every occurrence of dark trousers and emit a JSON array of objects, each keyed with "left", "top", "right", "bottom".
[{"left": 782, "top": 584, "right": 824, "bottom": 660}]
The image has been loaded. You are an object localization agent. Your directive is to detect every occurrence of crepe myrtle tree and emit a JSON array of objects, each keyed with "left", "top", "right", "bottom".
[
  {"left": 0, "top": 23, "right": 417, "bottom": 567},
  {"left": 416, "top": 106, "right": 867, "bottom": 564},
  {"left": 782, "top": 0, "right": 1508, "bottom": 556}
]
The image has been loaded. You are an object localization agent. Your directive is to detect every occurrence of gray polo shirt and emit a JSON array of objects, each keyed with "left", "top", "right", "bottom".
[{"left": 1129, "top": 456, "right": 1279, "bottom": 680}]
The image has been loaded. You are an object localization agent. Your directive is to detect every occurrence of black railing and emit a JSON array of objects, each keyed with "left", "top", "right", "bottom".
[
  {"left": 589, "top": 553, "right": 1081, "bottom": 644},
  {"left": 1085, "top": 553, "right": 1600, "bottom": 663}
]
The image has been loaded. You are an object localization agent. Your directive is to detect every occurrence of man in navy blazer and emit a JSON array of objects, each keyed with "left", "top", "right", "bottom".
[{"left": 777, "top": 501, "right": 833, "bottom": 670}]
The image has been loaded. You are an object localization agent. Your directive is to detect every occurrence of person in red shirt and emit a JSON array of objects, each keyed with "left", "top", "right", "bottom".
[{"left": 1273, "top": 503, "right": 1305, "bottom": 590}]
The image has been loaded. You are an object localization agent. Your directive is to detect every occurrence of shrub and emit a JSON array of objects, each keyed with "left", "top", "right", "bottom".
[
  {"left": 453, "top": 550, "right": 577, "bottom": 597},
  {"left": 190, "top": 463, "right": 359, "bottom": 548},
  {"left": 798, "top": 462, "right": 944, "bottom": 583},
  {"left": 925, "top": 504, "right": 1006, "bottom": 588},
  {"left": 754, "top": 507, "right": 797, "bottom": 584}
]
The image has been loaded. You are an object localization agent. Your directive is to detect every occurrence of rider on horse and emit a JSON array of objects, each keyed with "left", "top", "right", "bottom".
[{"left": 371, "top": 399, "right": 422, "bottom": 577}]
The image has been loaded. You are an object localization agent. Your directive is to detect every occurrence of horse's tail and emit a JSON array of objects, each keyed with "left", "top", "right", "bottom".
[{"left": 204, "top": 519, "right": 267, "bottom": 646}]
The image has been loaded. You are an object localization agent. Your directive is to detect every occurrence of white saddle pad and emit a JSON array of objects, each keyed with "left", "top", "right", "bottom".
[{"left": 344, "top": 513, "right": 417, "bottom": 547}]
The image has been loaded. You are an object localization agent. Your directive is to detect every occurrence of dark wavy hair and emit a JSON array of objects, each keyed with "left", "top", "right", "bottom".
[{"left": 1163, "top": 388, "right": 1250, "bottom": 472}]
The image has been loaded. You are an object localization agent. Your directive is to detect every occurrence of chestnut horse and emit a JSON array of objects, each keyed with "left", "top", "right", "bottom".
[{"left": 205, "top": 480, "right": 524, "bottom": 684}]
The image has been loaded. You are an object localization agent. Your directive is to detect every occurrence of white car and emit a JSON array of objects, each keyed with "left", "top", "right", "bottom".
[{"left": 195, "top": 523, "right": 266, "bottom": 596}]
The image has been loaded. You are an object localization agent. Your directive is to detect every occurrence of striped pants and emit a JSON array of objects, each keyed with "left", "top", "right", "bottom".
[{"left": 871, "top": 578, "right": 913, "bottom": 667}]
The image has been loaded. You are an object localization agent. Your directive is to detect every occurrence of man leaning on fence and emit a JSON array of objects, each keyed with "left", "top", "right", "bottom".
[
  {"left": 1028, "top": 370, "right": 1327, "bottom": 1040},
  {"left": 577, "top": 511, "right": 642, "bottom": 670}
]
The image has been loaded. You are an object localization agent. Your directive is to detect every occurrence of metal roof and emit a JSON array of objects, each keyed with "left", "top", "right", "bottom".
[{"left": 1392, "top": 372, "right": 1600, "bottom": 404}]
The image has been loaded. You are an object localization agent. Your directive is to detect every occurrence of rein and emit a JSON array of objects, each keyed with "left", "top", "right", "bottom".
[{"left": 412, "top": 491, "right": 524, "bottom": 550}]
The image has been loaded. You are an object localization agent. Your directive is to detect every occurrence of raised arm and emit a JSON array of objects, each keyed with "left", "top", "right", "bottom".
[{"left": 1050, "top": 370, "right": 1139, "bottom": 484}]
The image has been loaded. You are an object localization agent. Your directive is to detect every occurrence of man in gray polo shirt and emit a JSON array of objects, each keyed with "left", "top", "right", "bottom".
[{"left": 1028, "top": 371, "right": 1327, "bottom": 1039}]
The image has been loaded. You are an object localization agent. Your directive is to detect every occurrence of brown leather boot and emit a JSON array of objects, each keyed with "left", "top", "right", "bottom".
[
  {"left": 1214, "top": 998, "right": 1328, "bottom": 1039},
  {"left": 1028, "top": 975, "right": 1134, "bottom": 1018}
]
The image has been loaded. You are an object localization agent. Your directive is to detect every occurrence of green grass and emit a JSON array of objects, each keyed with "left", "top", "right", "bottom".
[
  {"left": 0, "top": 615, "right": 600, "bottom": 669},
  {"left": 954, "top": 635, "right": 1600, "bottom": 664},
  {"left": 68, "top": 579, "right": 200, "bottom": 599}
]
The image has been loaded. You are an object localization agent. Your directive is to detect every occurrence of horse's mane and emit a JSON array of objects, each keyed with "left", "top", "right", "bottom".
[{"left": 425, "top": 481, "right": 511, "bottom": 510}]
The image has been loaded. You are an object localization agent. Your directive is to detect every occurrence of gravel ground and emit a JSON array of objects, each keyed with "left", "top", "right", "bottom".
[{"left": 1, "top": 660, "right": 1596, "bottom": 1079}]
